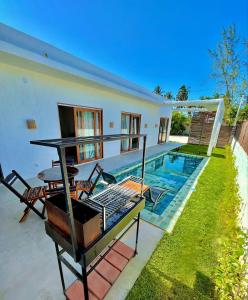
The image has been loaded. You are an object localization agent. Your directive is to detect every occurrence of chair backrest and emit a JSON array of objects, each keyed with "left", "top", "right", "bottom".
[
  {"left": 102, "top": 172, "right": 117, "bottom": 185},
  {"left": 0, "top": 167, "right": 31, "bottom": 201},
  {"left": 86, "top": 163, "right": 103, "bottom": 196},
  {"left": 52, "top": 158, "right": 74, "bottom": 167}
]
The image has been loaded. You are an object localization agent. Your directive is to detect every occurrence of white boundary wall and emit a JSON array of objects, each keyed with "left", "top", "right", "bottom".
[{"left": 232, "top": 139, "right": 248, "bottom": 230}]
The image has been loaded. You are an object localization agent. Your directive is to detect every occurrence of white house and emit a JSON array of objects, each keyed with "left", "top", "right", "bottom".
[{"left": 0, "top": 23, "right": 172, "bottom": 178}]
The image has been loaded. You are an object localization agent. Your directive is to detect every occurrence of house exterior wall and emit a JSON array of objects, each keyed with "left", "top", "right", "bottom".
[{"left": 0, "top": 62, "right": 171, "bottom": 178}]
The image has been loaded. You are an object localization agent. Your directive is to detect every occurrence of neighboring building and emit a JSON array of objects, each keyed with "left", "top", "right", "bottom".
[{"left": 0, "top": 24, "right": 171, "bottom": 178}]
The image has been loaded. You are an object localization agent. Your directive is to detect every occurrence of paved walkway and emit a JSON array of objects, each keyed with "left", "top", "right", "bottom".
[{"left": 0, "top": 142, "right": 180, "bottom": 300}]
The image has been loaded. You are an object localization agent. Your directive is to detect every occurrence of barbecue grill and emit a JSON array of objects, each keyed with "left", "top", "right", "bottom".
[{"left": 30, "top": 134, "right": 147, "bottom": 300}]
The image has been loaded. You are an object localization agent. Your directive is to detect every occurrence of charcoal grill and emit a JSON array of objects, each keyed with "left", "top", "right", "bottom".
[{"left": 30, "top": 134, "right": 147, "bottom": 300}]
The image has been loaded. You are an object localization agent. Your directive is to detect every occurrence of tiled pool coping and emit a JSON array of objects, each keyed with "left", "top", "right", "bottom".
[{"left": 111, "top": 151, "right": 209, "bottom": 232}]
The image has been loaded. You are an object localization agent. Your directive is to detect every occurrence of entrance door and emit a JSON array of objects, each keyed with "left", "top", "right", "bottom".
[
  {"left": 158, "top": 117, "right": 169, "bottom": 144},
  {"left": 74, "top": 108, "right": 103, "bottom": 163},
  {"left": 121, "top": 113, "right": 141, "bottom": 152}
]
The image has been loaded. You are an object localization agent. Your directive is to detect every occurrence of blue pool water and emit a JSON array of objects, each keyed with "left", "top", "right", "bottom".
[{"left": 95, "top": 152, "right": 203, "bottom": 216}]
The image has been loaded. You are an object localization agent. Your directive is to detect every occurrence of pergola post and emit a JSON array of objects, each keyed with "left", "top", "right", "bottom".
[{"left": 207, "top": 100, "right": 224, "bottom": 156}]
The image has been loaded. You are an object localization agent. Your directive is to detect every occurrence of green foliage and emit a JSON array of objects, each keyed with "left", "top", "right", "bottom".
[
  {"left": 176, "top": 85, "right": 189, "bottom": 101},
  {"left": 164, "top": 91, "right": 174, "bottom": 100},
  {"left": 228, "top": 104, "right": 248, "bottom": 124},
  {"left": 127, "top": 146, "right": 246, "bottom": 300},
  {"left": 209, "top": 24, "right": 248, "bottom": 106},
  {"left": 154, "top": 85, "right": 164, "bottom": 95},
  {"left": 171, "top": 112, "right": 190, "bottom": 135},
  {"left": 214, "top": 230, "right": 248, "bottom": 300}
]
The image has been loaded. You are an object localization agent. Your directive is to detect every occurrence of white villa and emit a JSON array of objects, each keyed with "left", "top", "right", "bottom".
[
  {"left": 0, "top": 23, "right": 224, "bottom": 178},
  {"left": 0, "top": 23, "right": 172, "bottom": 178}
]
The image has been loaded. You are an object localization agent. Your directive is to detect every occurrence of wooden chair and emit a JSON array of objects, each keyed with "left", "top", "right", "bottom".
[
  {"left": 50, "top": 159, "right": 75, "bottom": 189},
  {"left": 0, "top": 165, "right": 47, "bottom": 222},
  {"left": 75, "top": 163, "right": 103, "bottom": 199},
  {"left": 52, "top": 158, "right": 74, "bottom": 167}
]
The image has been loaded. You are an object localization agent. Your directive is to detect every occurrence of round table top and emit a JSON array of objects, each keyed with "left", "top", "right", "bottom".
[{"left": 38, "top": 166, "right": 79, "bottom": 183}]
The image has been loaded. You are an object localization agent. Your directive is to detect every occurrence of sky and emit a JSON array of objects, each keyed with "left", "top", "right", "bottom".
[{"left": 0, "top": 0, "right": 247, "bottom": 99}]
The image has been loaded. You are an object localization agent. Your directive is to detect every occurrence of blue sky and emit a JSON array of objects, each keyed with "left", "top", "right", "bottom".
[{"left": 1, "top": 0, "right": 247, "bottom": 99}]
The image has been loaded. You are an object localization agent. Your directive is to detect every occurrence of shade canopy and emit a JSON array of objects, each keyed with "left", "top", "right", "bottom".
[{"left": 30, "top": 133, "right": 146, "bottom": 148}]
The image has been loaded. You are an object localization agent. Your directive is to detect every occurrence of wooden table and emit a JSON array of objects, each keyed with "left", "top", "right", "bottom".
[{"left": 38, "top": 166, "right": 79, "bottom": 189}]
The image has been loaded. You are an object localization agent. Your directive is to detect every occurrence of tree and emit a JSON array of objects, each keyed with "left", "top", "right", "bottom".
[
  {"left": 153, "top": 85, "right": 164, "bottom": 96},
  {"left": 170, "top": 112, "right": 190, "bottom": 135},
  {"left": 209, "top": 25, "right": 244, "bottom": 104},
  {"left": 176, "top": 85, "right": 189, "bottom": 101},
  {"left": 164, "top": 91, "right": 174, "bottom": 100}
]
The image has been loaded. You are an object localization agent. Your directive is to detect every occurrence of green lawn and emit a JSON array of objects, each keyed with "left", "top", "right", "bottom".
[{"left": 127, "top": 145, "right": 241, "bottom": 300}]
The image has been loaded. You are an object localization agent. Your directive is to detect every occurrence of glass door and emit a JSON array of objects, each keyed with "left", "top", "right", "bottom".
[
  {"left": 130, "top": 115, "right": 141, "bottom": 150},
  {"left": 121, "top": 113, "right": 141, "bottom": 152},
  {"left": 75, "top": 108, "right": 102, "bottom": 163},
  {"left": 158, "top": 117, "right": 169, "bottom": 144},
  {"left": 121, "top": 113, "right": 131, "bottom": 152}
]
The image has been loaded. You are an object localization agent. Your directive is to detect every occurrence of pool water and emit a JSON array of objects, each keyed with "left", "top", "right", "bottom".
[{"left": 95, "top": 152, "right": 203, "bottom": 216}]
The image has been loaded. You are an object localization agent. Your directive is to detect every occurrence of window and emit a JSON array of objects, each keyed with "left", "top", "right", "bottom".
[{"left": 121, "top": 112, "right": 141, "bottom": 152}]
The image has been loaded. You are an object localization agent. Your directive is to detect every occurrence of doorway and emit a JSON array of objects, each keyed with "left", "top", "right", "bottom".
[
  {"left": 121, "top": 112, "right": 141, "bottom": 152},
  {"left": 158, "top": 117, "right": 169, "bottom": 144}
]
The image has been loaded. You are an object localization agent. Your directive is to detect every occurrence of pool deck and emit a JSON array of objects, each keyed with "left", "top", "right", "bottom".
[{"left": 0, "top": 142, "right": 181, "bottom": 300}]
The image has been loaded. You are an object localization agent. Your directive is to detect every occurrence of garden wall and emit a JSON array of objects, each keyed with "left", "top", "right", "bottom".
[{"left": 234, "top": 120, "right": 248, "bottom": 155}]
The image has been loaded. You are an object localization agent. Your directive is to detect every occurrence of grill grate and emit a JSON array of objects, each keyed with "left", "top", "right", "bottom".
[{"left": 82, "top": 176, "right": 143, "bottom": 229}]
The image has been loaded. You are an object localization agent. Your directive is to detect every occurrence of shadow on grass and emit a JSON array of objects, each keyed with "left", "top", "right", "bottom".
[
  {"left": 211, "top": 153, "right": 226, "bottom": 159},
  {"left": 127, "top": 265, "right": 215, "bottom": 300}
]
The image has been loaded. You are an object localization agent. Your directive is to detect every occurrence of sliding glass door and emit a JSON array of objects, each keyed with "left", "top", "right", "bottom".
[
  {"left": 75, "top": 108, "right": 102, "bottom": 163},
  {"left": 121, "top": 113, "right": 141, "bottom": 152},
  {"left": 158, "top": 117, "right": 169, "bottom": 144}
]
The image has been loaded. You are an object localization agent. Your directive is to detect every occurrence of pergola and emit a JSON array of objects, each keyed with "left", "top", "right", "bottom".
[{"left": 162, "top": 99, "right": 225, "bottom": 156}]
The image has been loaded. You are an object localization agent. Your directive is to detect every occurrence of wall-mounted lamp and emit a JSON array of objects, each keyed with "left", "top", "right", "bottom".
[
  {"left": 109, "top": 122, "right": 114, "bottom": 128},
  {"left": 155, "top": 124, "right": 158, "bottom": 128},
  {"left": 26, "top": 119, "right": 37, "bottom": 129},
  {"left": 144, "top": 123, "right": 148, "bottom": 128}
]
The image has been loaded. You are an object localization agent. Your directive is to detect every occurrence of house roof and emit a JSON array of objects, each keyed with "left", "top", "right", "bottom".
[{"left": 0, "top": 23, "right": 164, "bottom": 105}]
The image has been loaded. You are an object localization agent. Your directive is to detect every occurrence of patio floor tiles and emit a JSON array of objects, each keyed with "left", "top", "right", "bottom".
[
  {"left": 95, "top": 259, "right": 120, "bottom": 284},
  {"left": 65, "top": 242, "right": 134, "bottom": 300},
  {"left": 105, "top": 249, "right": 129, "bottom": 271},
  {"left": 112, "top": 240, "right": 135, "bottom": 259}
]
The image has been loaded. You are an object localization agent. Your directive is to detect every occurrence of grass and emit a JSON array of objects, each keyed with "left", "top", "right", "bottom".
[{"left": 127, "top": 145, "right": 241, "bottom": 300}]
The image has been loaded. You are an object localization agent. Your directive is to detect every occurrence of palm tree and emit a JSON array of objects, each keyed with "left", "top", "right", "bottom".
[
  {"left": 176, "top": 85, "right": 189, "bottom": 101},
  {"left": 164, "top": 91, "right": 174, "bottom": 100},
  {"left": 153, "top": 85, "right": 164, "bottom": 96}
]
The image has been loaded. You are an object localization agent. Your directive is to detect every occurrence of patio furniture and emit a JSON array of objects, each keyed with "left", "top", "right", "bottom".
[
  {"left": 101, "top": 171, "right": 117, "bottom": 185},
  {"left": 50, "top": 159, "right": 75, "bottom": 189},
  {"left": 75, "top": 163, "right": 103, "bottom": 199},
  {"left": 52, "top": 158, "right": 74, "bottom": 167},
  {"left": 38, "top": 166, "right": 79, "bottom": 190},
  {"left": 0, "top": 165, "right": 47, "bottom": 222},
  {"left": 30, "top": 134, "right": 147, "bottom": 300}
]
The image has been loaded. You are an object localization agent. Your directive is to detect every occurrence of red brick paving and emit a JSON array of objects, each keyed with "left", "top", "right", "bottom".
[
  {"left": 105, "top": 249, "right": 129, "bottom": 271},
  {"left": 95, "top": 259, "right": 120, "bottom": 284},
  {"left": 65, "top": 242, "right": 134, "bottom": 299},
  {"left": 113, "top": 241, "right": 135, "bottom": 260}
]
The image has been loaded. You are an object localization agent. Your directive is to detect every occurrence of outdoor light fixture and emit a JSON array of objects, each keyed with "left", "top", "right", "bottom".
[
  {"left": 109, "top": 122, "right": 114, "bottom": 128},
  {"left": 144, "top": 123, "right": 148, "bottom": 128},
  {"left": 26, "top": 119, "right": 37, "bottom": 129},
  {"left": 155, "top": 124, "right": 158, "bottom": 128}
]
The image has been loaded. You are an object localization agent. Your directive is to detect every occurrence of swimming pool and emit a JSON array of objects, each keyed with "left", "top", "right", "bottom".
[
  {"left": 112, "top": 152, "right": 203, "bottom": 215},
  {"left": 95, "top": 151, "right": 208, "bottom": 230}
]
